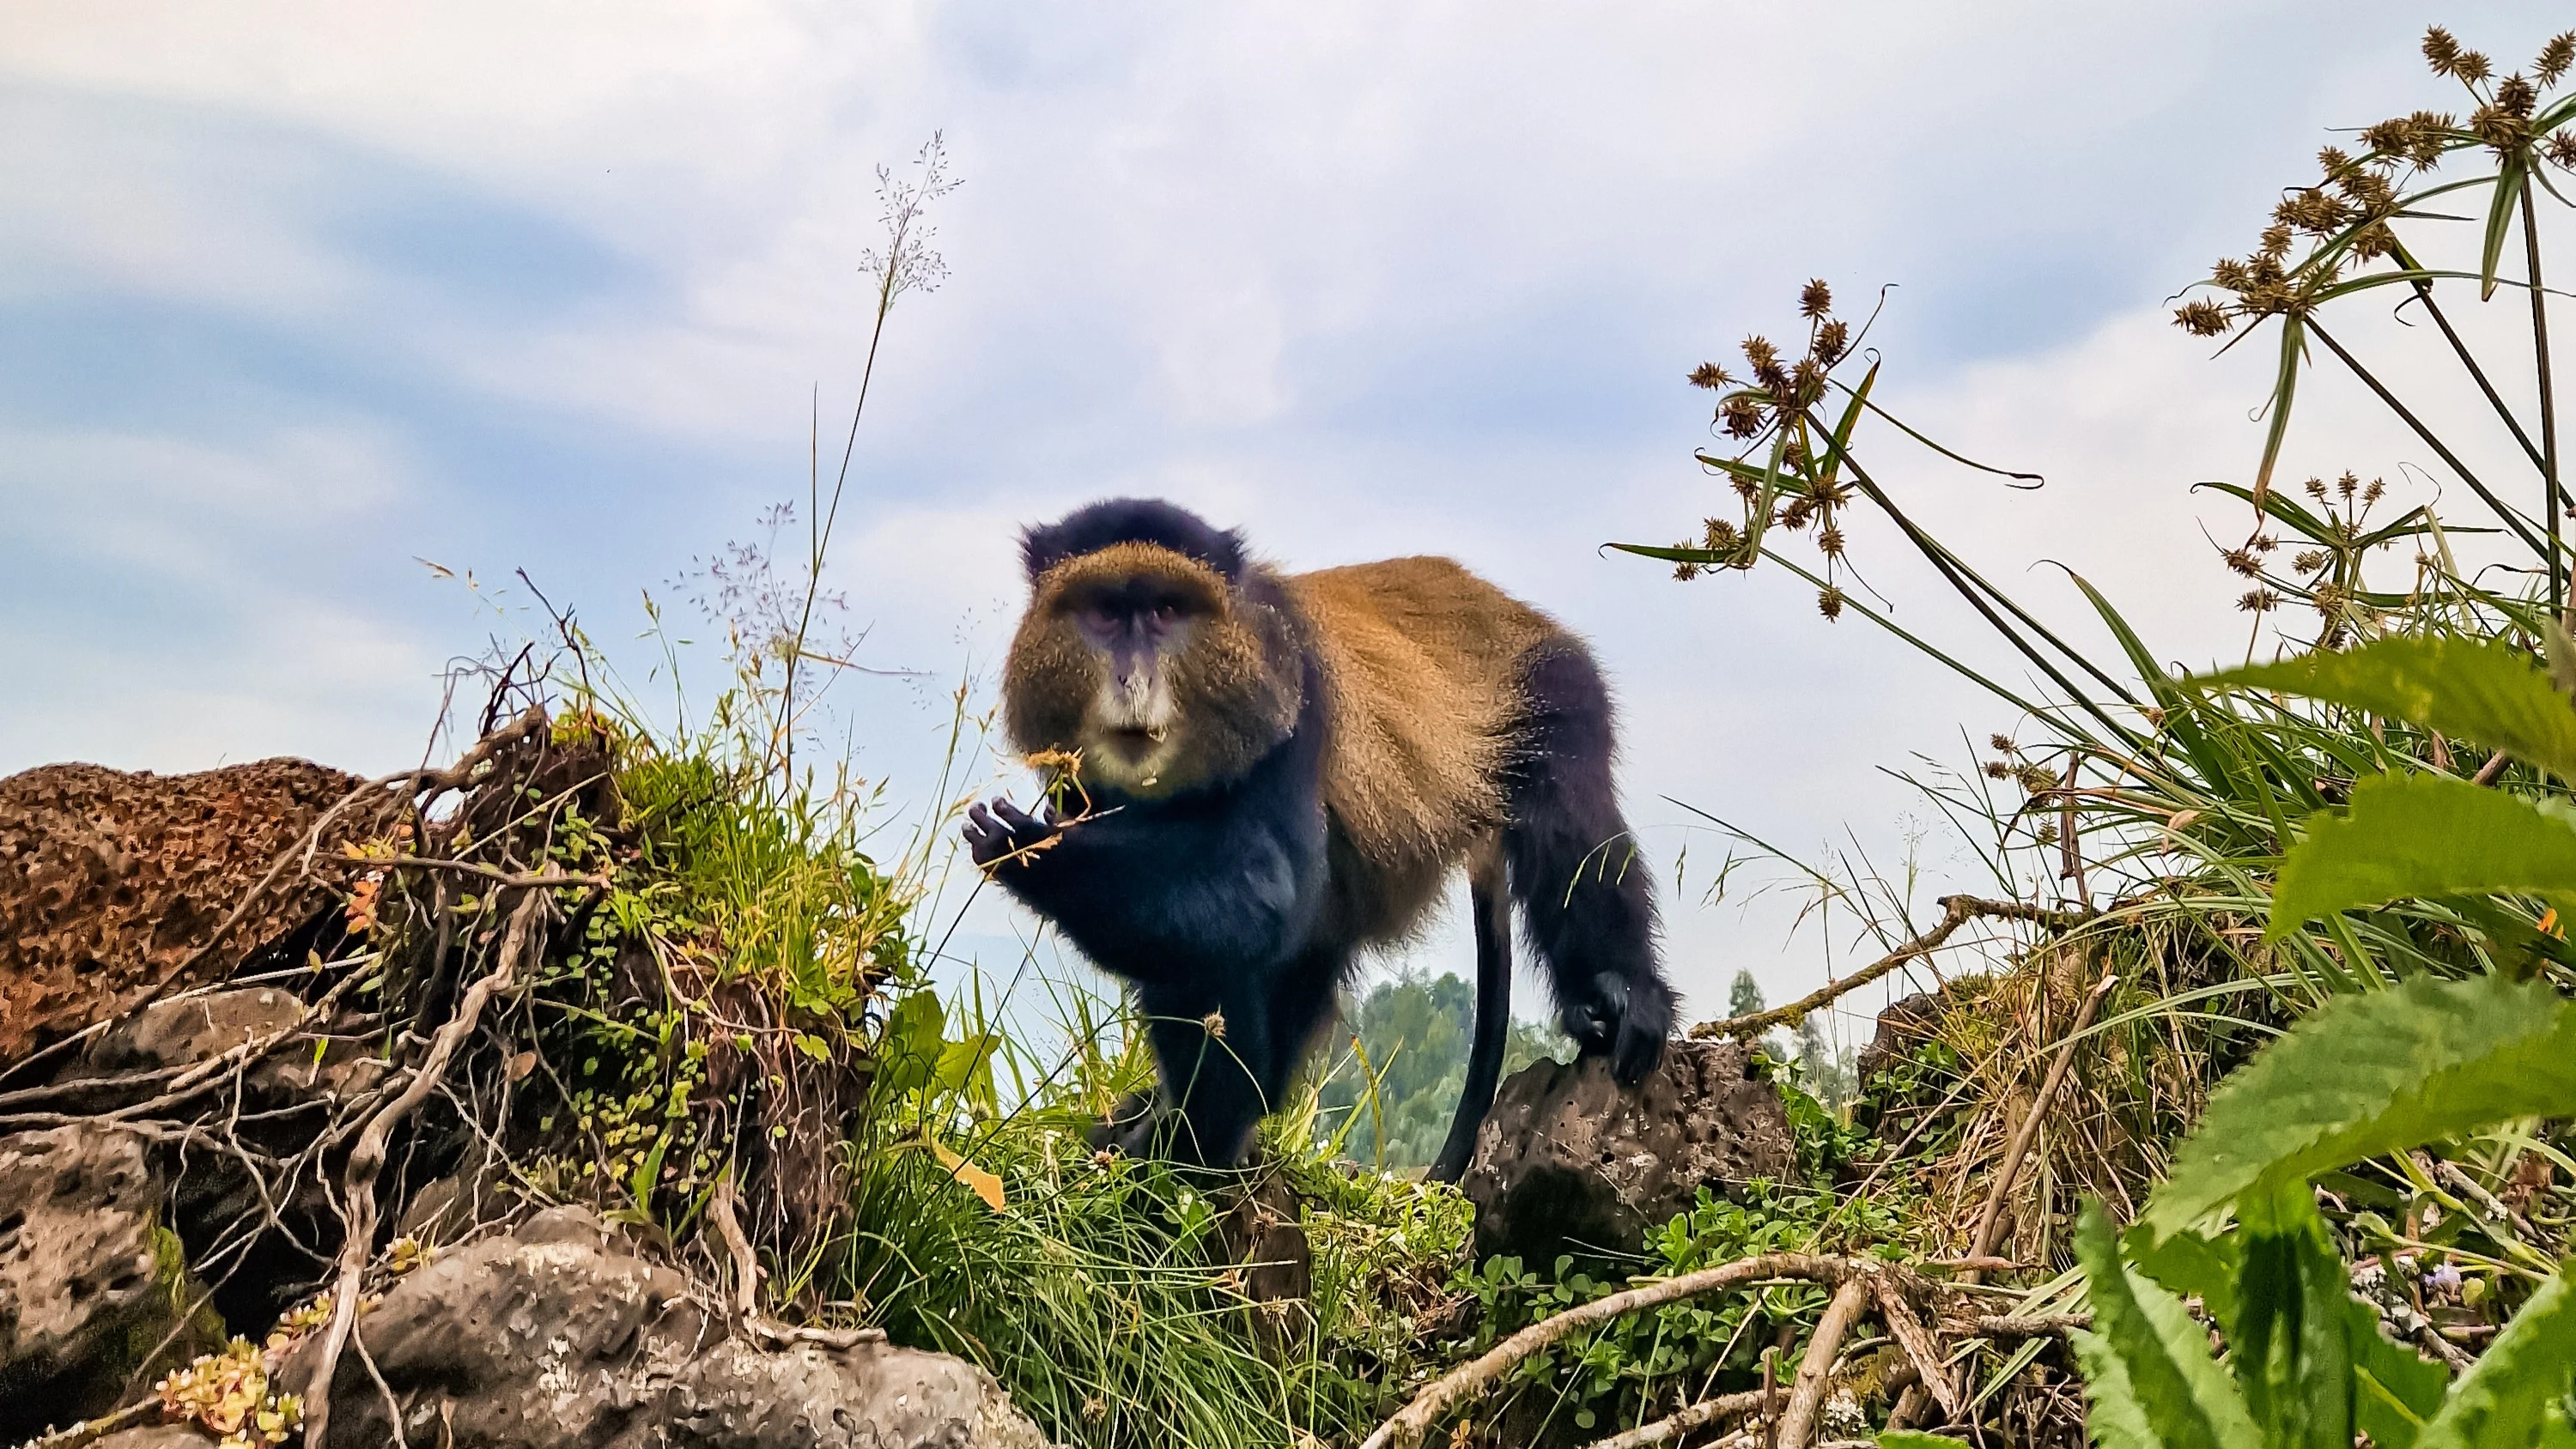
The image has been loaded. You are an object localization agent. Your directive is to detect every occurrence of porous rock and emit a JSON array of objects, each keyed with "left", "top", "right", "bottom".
[
  {"left": 1460, "top": 1038, "right": 1793, "bottom": 1264},
  {"left": 0, "top": 758, "right": 385, "bottom": 1063},
  {"left": 276, "top": 1208, "right": 1056, "bottom": 1449},
  {"left": 0, "top": 1124, "right": 219, "bottom": 1441}
]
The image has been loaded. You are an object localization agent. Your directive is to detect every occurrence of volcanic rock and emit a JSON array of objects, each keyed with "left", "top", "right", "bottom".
[{"left": 1460, "top": 1038, "right": 1794, "bottom": 1264}]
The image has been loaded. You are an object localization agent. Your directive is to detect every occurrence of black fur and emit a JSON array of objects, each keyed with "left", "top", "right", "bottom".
[
  {"left": 970, "top": 501, "right": 1672, "bottom": 1173},
  {"left": 1020, "top": 497, "right": 1250, "bottom": 584}
]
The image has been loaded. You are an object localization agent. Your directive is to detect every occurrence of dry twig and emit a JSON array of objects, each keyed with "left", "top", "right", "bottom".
[
  {"left": 1963, "top": 972, "right": 2119, "bottom": 1275},
  {"left": 1776, "top": 1276, "right": 1871, "bottom": 1449},
  {"left": 1689, "top": 895, "right": 2092, "bottom": 1041},
  {"left": 301, "top": 886, "right": 552, "bottom": 1449},
  {"left": 1358, "top": 1256, "right": 1908, "bottom": 1449},
  {"left": 1577, "top": 1389, "right": 1770, "bottom": 1449}
]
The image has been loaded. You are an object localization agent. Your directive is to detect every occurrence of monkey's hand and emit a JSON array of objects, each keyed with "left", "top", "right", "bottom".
[
  {"left": 964, "top": 797, "right": 1063, "bottom": 870},
  {"left": 1562, "top": 971, "right": 1674, "bottom": 1087}
]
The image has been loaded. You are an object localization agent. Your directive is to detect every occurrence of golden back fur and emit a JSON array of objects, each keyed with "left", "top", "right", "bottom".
[
  {"left": 1286, "top": 557, "right": 1558, "bottom": 944},
  {"left": 1000, "top": 542, "right": 1565, "bottom": 949}
]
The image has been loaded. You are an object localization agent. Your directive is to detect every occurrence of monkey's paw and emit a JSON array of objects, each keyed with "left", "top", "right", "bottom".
[
  {"left": 1563, "top": 972, "right": 1674, "bottom": 1087},
  {"left": 963, "top": 797, "right": 1061, "bottom": 869}
]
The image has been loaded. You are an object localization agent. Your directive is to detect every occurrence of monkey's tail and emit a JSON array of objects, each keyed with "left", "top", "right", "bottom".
[{"left": 1428, "top": 840, "right": 1511, "bottom": 1185}]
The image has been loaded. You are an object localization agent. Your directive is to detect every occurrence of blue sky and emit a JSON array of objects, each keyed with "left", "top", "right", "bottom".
[{"left": 3, "top": 3, "right": 2560, "bottom": 1040}]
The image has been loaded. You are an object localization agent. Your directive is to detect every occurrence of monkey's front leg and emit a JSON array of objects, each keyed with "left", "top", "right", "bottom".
[{"left": 1127, "top": 979, "right": 1277, "bottom": 1169}]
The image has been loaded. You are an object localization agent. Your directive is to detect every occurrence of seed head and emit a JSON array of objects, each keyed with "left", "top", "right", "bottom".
[
  {"left": 1800, "top": 279, "right": 1834, "bottom": 318},
  {"left": 1989, "top": 734, "right": 2018, "bottom": 755},
  {"left": 2304, "top": 476, "right": 2330, "bottom": 501},
  {"left": 1782, "top": 439, "right": 1809, "bottom": 470},
  {"left": 1201, "top": 1009, "right": 1227, "bottom": 1040},
  {"left": 2551, "top": 130, "right": 2576, "bottom": 171},
  {"left": 2016, "top": 763, "right": 2058, "bottom": 794},
  {"left": 1743, "top": 335, "right": 1780, "bottom": 376},
  {"left": 1814, "top": 319, "right": 1850, "bottom": 365},
  {"left": 1721, "top": 394, "right": 1765, "bottom": 439},
  {"left": 1689, "top": 361, "right": 1733, "bottom": 390},
  {"left": 2540, "top": 31, "right": 2576, "bottom": 87},
  {"left": 1984, "top": 761, "right": 2013, "bottom": 779},
  {"left": 2257, "top": 223, "right": 2295, "bottom": 261},
  {"left": 2457, "top": 51, "right": 2493, "bottom": 83},
  {"left": 2336, "top": 471, "right": 2358, "bottom": 499},
  {"left": 1818, "top": 524, "right": 1846, "bottom": 558},
  {"left": 2498, "top": 73, "right": 2537, "bottom": 118},
  {"left": 1731, "top": 474, "right": 1760, "bottom": 500},
  {"left": 2237, "top": 589, "right": 2281, "bottom": 614},
  {"left": 1778, "top": 497, "right": 1815, "bottom": 530},
  {"left": 2424, "top": 26, "right": 2462, "bottom": 74},
  {"left": 2363, "top": 476, "right": 2385, "bottom": 506},
  {"left": 1789, "top": 358, "right": 1826, "bottom": 407},
  {"left": 2293, "top": 549, "right": 2328, "bottom": 573},
  {"left": 2253, "top": 533, "right": 2280, "bottom": 553},
  {"left": 2474, "top": 102, "right": 2530, "bottom": 149},
  {"left": 2223, "top": 546, "right": 2260, "bottom": 577},
  {"left": 2175, "top": 300, "right": 2232, "bottom": 336},
  {"left": 1672, "top": 559, "right": 1701, "bottom": 582},
  {"left": 1702, "top": 518, "right": 1741, "bottom": 551},
  {"left": 1816, "top": 585, "right": 1844, "bottom": 621}
]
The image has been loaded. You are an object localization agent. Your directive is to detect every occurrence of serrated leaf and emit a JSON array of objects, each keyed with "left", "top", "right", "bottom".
[
  {"left": 2417, "top": 1266, "right": 2576, "bottom": 1449},
  {"left": 2137, "top": 976, "right": 2576, "bottom": 1247},
  {"left": 2070, "top": 1203, "right": 2263, "bottom": 1449},
  {"left": 2233, "top": 1194, "right": 2353, "bottom": 1449},
  {"left": 2269, "top": 772, "right": 2576, "bottom": 937},
  {"left": 2201, "top": 635, "right": 2576, "bottom": 780}
]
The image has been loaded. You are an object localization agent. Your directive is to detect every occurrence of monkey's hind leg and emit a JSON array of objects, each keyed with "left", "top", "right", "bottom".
[
  {"left": 1428, "top": 837, "right": 1512, "bottom": 1185},
  {"left": 1503, "top": 640, "right": 1674, "bottom": 1082}
]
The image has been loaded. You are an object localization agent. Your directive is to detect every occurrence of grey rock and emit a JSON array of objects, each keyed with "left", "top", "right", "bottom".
[
  {"left": 1460, "top": 1039, "right": 1794, "bottom": 1264},
  {"left": 0, "top": 1125, "right": 218, "bottom": 1442},
  {"left": 277, "top": 1209, "right": 1054, "bottom": 1449}
]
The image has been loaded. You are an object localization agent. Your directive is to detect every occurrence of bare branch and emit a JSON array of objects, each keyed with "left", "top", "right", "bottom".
[
  {"left": 1777, "top": 1276, "right": 1871, "bottom": 1449},
  {"left": 1689, "top": 894, "right": 2093, "bottom": 1041}
]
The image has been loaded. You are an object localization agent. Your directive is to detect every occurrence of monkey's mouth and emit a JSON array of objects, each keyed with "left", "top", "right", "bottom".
[{"left": 1103, "top": 727, "right": 1163, "bottom": 765}]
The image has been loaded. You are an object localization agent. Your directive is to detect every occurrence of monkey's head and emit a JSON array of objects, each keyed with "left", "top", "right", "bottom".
[{"left": 1001, "top": 500, "right": 1303, "bottom": 801}]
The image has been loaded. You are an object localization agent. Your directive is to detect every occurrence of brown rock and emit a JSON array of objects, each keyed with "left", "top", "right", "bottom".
[
  {"left": 1460, "top": 1039, "right": 1794, "bottom": 1265},
  {"left": 276, "top": 1208, "right": 1057, "bottom": 1449},
  {"left": 0, "top": 758, "right": 386, "bottom": 1063},
  {"left": 0, "top": 1124, "right": 222, "bottom": 1441}
]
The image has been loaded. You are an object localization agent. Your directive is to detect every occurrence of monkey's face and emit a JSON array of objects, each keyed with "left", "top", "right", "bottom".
[{"left": 1003, "top": 543, "right": 1301, "bottom": 800}]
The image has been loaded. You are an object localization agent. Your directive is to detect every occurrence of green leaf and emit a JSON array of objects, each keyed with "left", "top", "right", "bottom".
[
  {"left": 2347, "top": 1294, "right": 2447, "bottom": 1449},
  {"left": 2137, "top": 975, "right": 2576, "bottom": 1247},
  {"left": 2127, "top": 1222, "right": 2242, "bottom": 1331},
  {"left": 2069, "top": 1203, "right": 2263, "bottom": 1449},
  {"left": 2482, "top": 159, "right": 2530, "bottom": 302},
  {"left": 2232, "top": 1192, "right": 2353, "bottom": 1449},
  {"left": 2418, "top": 1266, "right": 2576, "bottom": 1449},
  {"left": 2255, "top": 313, "right": 2306, "bottom": 503},
  {"left": 2268, "top": 772, "right": 2576, "bottom": 937},
  {"left": 1876, "top": 1435, "right": 1963, "bottom": 1448},
  {"left": 2201, "top": 635, "right": 2576, "bottom": 780}
]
